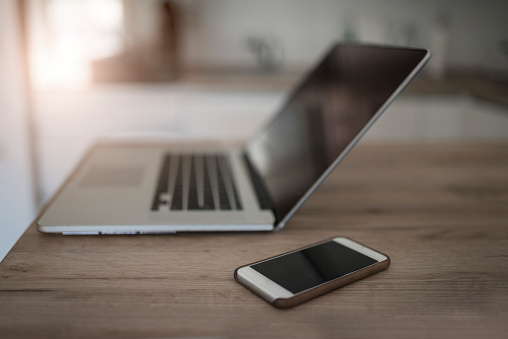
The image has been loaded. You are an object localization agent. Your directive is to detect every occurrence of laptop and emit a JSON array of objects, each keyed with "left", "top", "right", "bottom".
[{"left": 37, "top": 43, "right": 430, "bottom": 235}]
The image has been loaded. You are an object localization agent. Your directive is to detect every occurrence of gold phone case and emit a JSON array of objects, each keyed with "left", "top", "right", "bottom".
[{"left": 234, "top": 237, "right": 391, "bottom": 308}]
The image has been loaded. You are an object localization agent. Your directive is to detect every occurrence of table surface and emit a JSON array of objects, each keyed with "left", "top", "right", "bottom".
[{"left": 1, "top": 143, "right": 508, "bottom": 339}]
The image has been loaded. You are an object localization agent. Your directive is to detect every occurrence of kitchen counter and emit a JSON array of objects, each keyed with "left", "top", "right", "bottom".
[
  {"left": 175, "top": 70, "right": 508, "bottom": 107},
  {"left": 407, "top": 74, "right": 508, "bottom": 106}
]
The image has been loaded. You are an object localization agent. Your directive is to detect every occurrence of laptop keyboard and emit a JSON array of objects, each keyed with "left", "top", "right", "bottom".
[{"left": 151, "top": 154, "right": 243, "bottom": 211}]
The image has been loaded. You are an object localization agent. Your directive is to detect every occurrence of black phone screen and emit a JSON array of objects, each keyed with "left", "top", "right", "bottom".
[{"left": 251, "top": 240, "right": 378, "bottom": 294}]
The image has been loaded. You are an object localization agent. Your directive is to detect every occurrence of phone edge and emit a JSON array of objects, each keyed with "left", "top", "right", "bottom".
[{"left": 234, "top": 236, "right": 391, "bottom": 309}]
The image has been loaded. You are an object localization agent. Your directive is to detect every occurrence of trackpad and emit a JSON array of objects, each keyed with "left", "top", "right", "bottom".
[{"left": 80, "top": 167, "right": 145, "bottom": 187}]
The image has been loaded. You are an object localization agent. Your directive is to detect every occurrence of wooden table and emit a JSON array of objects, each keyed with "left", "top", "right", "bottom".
[{"left": 1, "top": 143, "right": 508, "bottom": 338}]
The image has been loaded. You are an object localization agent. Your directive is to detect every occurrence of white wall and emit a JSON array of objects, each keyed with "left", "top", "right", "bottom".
[
  {"left": 171, "top": 0, "right": 508, "bottom": 73},
  {"left": 0, "top": 0, "right": 37, "bottom": 262}
]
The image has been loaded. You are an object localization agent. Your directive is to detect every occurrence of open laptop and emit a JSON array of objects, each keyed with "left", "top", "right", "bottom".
[{"left": 37, "top": 43, "right": 430, "bottom": 235}]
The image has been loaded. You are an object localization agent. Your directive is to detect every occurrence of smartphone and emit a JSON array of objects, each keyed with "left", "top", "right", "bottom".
[{"left": 234, "top": 237, "right": 390, "bottom": 308}]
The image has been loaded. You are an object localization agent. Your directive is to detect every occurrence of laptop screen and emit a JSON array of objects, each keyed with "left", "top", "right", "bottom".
[{"left": 245, "top": 44, "right": 428, "bottom": 223}]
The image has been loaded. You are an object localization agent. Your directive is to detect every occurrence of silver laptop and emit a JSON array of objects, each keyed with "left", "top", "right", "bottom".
[{"left": 37, "top": 43, "right": 430, "bottom": 235}]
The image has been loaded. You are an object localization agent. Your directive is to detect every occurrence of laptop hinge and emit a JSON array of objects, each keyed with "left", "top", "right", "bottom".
[{"left": 242, "top": 152, "right": 280, "bottom": 224}]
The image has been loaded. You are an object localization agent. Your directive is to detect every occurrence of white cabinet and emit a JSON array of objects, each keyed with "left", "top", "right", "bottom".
[
  {"left": 460, "top": 99, "right": 508, "bottom": 140},
  {"left": 366, "top": 93, "right": 508, "bottom": 142}
]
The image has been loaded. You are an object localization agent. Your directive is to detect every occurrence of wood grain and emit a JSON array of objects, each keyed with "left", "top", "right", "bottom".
[{"left": 1, "top": 143, "right": 508, "bottom": 338}]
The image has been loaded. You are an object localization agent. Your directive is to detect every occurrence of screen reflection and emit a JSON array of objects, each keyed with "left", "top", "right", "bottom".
[
  {"left": 252, "top": 241, "right": 377, "bottom": 294},
  {"left": 245, "top": 44, "right": 427, "bottom": 221}
]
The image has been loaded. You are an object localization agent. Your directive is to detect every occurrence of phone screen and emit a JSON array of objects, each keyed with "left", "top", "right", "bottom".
[{"left": 251, "top": 240, "right": 378, "bottom": 294}]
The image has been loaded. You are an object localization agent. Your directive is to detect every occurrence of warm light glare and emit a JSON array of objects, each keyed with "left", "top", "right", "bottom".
[{"left": 30, "top": 0, "right": 123, "bottom": 90}]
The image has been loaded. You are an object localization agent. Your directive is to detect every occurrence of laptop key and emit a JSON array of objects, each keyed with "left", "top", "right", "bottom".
[{"left": 154, "top": 153, "right": 242, "bottom": 212}]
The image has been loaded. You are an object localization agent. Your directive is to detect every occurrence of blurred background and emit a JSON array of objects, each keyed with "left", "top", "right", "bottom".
[{"left": 1, "top": 0, "right": 508, "bottom": 261}]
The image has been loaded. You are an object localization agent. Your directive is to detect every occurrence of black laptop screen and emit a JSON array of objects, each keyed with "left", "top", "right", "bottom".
[{"left": 245, "top": 44, "right": 428, "bottom": 223}]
